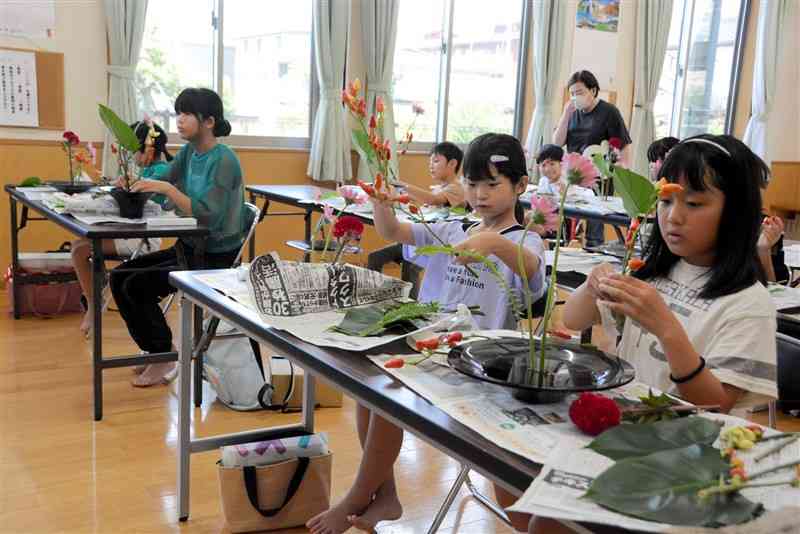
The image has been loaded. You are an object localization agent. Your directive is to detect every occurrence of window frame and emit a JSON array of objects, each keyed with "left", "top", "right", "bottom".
[
  {"left": 141, "top": 0, "right": 318, "bottom": 149},
  {"left": 402, "top": 0, "right": 533, "bottom": 153},
  {"left": 660, "top": 0, "right": 750, "bottom": 138}
]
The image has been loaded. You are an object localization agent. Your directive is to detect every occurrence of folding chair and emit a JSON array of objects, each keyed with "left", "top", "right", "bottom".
[
  {"left": 768, "top": 332, "right": 800, "bottom": 428},
  {"left": 191, "top": 202, "right": 263, "bottom": 406}
]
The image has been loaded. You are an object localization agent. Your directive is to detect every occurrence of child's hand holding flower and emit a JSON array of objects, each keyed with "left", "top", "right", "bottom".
[
  {"left": 597, "top": 273, "right": 677, "bottom": 339},
  {"left": 452, "top": 232, "right": 501, "bottom": 265}
]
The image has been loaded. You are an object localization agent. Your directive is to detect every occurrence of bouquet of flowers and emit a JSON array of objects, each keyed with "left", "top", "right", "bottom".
[{"left": 61, "top": 131, "right": 100, "bottom": 183}]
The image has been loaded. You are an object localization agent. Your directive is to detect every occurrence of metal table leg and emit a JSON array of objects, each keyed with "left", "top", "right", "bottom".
[
  {"left": 9, "top": 196, "right": 20, "bottom": 319},
  {"left": 426, "top": 466, "right": 511, "bottom": 534},
  {"left": 192, "top": 247, "right": 205, "bottom": 407},
  {"left": 177, "top": 294, "right": 193, "bottom": 521},
  {"left": 92, "top": 238, "right": 106, "bottom": 421}
]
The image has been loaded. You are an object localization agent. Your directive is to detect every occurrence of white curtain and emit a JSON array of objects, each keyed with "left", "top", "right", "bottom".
[
  {"left": 357, "top": 0, "right": 399, "bottom": 180},
  {"left": 525, "top": 0, "right": 569, "bottom": 171},
  {"left": 102, "top": 0, "right": 148, "bottom": 175},
  {"left": 307, "top": 0, "right": 352, "bottom": 183},
  {"left": 743, "top": 0, "right": 790, "bottom": 167},
  {"left": 629, "top": 0, "right": 673, "bottom": 175}
]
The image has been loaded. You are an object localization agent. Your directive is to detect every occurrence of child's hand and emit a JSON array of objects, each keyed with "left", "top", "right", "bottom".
[
  {"left": 758, "top": 216, "right": 784, "bottom": 251},
  {"left": 130, "top": 179, "right": 172, "bottom": 196},
  {"left": 586, "top": 262, "right": 616, "bottom": 299},
  {"left": 452, "top": 232, "right": 498, "bottom": 265},
  {"left": 597, "top": 274, "right": 676, "bottom": 339}
]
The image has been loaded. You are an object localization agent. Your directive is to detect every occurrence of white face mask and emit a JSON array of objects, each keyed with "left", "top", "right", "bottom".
[{"left": 572, "top": 94, "right": 591, "bottom": 111}]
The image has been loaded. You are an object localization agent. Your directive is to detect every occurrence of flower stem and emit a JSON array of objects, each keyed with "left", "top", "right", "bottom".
[
  {"left": 517, "top": 217, "right": 536, "bottom": 371},
  {"left": 748, "top": 458, "right": 800, "bottom": 482},
  {"left": 332, "top": 237, "right": 348, "bottom": 264},
  {"left": 754, "top": 435, "right": 800, "bottom": 463}
]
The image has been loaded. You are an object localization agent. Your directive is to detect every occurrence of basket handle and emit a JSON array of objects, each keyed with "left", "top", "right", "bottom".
[{"left": 242, "top": 456, "right": 310, "bottom": 517}]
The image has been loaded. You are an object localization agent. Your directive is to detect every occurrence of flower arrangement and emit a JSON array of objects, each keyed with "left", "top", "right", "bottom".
[
  {"left": 98, "top": 104, "right": 142, "bottom": 191},
  {"left": 584, "top": 136, "right": 623, "bottom": 198},
  {"left": 317, "top": 185, "right": 369, "bottom": 262}
]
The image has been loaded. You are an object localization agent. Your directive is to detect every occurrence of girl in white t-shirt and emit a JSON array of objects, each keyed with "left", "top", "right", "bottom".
[
  {"left": 564, "top": 134, "right": 777, "bottom": 413},
  {"left": 306, "top": 133, "right": 546, "bottom": 534}
]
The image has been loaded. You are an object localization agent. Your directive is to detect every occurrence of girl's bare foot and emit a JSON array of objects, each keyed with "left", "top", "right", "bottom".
[
  {"left": 79, "top": 309, "right": 93, "bottom": 338},
  {"left": 131, "top": 362, "right": 177, "bottom": 387},
  {"left": 307, "top": 496, "right": 371, "bottom": 534},
  {"left": 347, "top": 480, "right": 403, "bottom": 532}
]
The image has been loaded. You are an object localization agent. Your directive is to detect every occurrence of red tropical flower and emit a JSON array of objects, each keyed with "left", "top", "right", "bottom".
[
  {"left": 332, "top": 215, "right": 364, "bottom": 239},
  {"left": 608, "top": 137, "right": 623, "bottom": 150},
  {"left": 62, "top": 131, "right": 80, "bottom": 145},
  {"left": 569, "top": 392, "right": 621, "bottom": 436},
  {"left": 628, "top": 258, "right": 645, "bottom": 271}
]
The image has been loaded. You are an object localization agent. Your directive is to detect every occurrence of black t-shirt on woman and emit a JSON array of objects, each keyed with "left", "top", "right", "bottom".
[{"left": 566, "top": 99, "right": 632, "bottom": 154}]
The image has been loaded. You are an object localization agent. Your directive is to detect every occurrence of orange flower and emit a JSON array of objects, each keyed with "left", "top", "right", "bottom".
[
  {"left": 394, "top": 193, "right": 410, "bottom": 204},
  {"left": 348, "top": 79, "right": 361, "bottom": 97},
  {"left": 376, "top": 96, "right": 385, "bottom": 114},
  {"left": 341, "top": 89, "right": 351, "bottom": 105},
  {"left": 375, "top": 172, "right": 383, "bottom": 191},
  {"left": 656, "top": 177, "right": 684, "bottom": 199},
  {"left": 357, "top": 99, "right": 367, "bottom": 118},
  {"left": 409, "top": 204, "right": 420, "bottom": 215},
  {"left": 628, "top": 258, "right": 645, "bottom": 271}
]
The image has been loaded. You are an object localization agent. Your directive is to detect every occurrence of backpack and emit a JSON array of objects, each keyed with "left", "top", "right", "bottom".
[{"left": 202, "top": 319, "right": 296, "bottom": 412}]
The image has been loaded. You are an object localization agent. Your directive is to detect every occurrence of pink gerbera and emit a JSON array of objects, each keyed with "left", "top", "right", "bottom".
[
  {"left": 562, "top": 152, "right": 599, "bottom": 188},
  {"left": 337, "top": 185, "right": 368, "bottom": 206},
  {"left": 529, "top": 194, "right": 559, "bottom": 233}
]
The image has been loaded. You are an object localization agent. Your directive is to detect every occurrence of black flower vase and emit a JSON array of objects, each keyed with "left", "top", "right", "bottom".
[{"left": 110, "top": 187, "right": 151, "bottom": 219}]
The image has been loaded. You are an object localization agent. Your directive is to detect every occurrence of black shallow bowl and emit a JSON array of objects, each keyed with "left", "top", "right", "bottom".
[
  {"left": 448, "top": 337, "right": 635, "bottom": 403},
  {"left": 47, "top": 181, "right": 95, "bottom": 194}
]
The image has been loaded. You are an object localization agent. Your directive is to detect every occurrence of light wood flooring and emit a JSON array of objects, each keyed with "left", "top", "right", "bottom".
[{"left": 0, "top": 291, "right": 516, "bottom": 534}]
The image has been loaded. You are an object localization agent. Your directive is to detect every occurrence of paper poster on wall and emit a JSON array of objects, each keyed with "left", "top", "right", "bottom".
[
  {"left": 0, "top": 0, "right": 56, "bottom": 39},
  {"left": 576, "top": 0, "right": 619, "bottom": 33},
  {"left": 0, "top": 49, "right": 39, "bottom": 127}
]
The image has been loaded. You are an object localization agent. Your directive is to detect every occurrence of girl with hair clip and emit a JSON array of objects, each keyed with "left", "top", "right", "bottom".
[
  {"left": 525, "top": 134, "right": 779, "bottom": 534},
  {"left": 71, "top": 119, "right": 172, "bottom": 337},
  {"left": 110, "top": 87, "right": 247, "bottom": 387},
  {"left": 306, "top": 133, "right": 546, "bottom": 534}
]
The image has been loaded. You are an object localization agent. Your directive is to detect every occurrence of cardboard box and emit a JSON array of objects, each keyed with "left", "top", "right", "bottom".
[{"left": 269, "top": 358, "right": 343, "bottom": 408}]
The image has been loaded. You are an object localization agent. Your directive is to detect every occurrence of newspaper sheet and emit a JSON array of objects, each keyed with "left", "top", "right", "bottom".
[
  {"left": 508, "top": 412, "right": 800, "bottom": 532},
  {"left": 194, "top": 264, "right": 435, "bottom": 352},
  {"left": 546, "top": 248, "right": 621, "bottom": 276},
  {"left": 369, "top": 340, "right": 662, "bottom": 464}
]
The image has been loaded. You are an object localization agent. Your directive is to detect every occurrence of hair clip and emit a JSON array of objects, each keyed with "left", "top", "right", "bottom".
[
  {"left": 680, "top": 138, "right": 731, "bottom": 157},
  {"left": 489, "top": 155, "right": 509, "bottom": 163}
]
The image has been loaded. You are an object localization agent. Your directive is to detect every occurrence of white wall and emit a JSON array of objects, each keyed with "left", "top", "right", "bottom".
[{"left": 0, "top": 0, "right": 107, "bottom": 141}]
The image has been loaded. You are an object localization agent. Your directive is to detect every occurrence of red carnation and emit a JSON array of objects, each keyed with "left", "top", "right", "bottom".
[
  {"left": 608, "top": 137, "right": 623, "bottom": 150},
  {"left": 63, "top": 131, "right": 80, "bottom": 145},
  {"left": 569, "top": 392, "right": 621, "bottom": 436},
  {"left": 332, "top": 215, "right": 364, "bottom": 239}
]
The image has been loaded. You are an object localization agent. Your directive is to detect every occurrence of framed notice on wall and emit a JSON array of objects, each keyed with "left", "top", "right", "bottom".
[{"left": 0, "top": 49, "right": 39, "bottom": 127}]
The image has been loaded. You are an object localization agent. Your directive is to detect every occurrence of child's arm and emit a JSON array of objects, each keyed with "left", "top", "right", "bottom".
[
  {"left": 562, "top": 263, "right": 612, "bottom": 330},
  {"left": 452, "top": 232, "right": 540, "bottom": 280},
  {"left": 131, "top": 179, "right": 193, "bottom": 214},
  {"left": 598, "top": 274, "right": 743, "bottom": 412},
  {"left": 371, "top": 197, "right": 415, "bottom": 245},
  {"left": 398, "top": 182, "right": 449, "bottom": 206}
]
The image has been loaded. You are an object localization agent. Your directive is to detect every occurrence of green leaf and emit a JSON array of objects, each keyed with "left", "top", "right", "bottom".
[
  {"left": 20, "top": 176, "right": 42, "bottom": 187},
  {"left": 587, "top": 417, "right": 722, "bottom": 461},
  {"left": 585, "top": 444, "right": 763, "bottom": 527},
  {"left": 612, "top": 166, "right": 658, "bottom": 219},
  {"left": 590, "top": 153, "right": 611, "bottom": 178},
  {"left": 98, "top": 104, "right": 141, "bottom": 153},
  {"left": 449, "top": 206, "right": 468, "bottom": 217},
  {"left": 351, "top": 129, "right": 376, "bottom": 166},
  {"left": 331, "top": 300, "right": 439, "bottom": 337}
]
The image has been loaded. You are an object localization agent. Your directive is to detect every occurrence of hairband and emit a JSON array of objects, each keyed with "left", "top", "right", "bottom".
[
  {"left": 681, "top": 138, "right": 731, "bottom": 157},
  {"left": 489, "top": 155, "right": 509, "bottom": 163}
]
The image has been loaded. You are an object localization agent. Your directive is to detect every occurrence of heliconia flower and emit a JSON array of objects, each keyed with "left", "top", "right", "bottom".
[
  {"left": 656, "top": 177, "right": 684, "bottom": 199},
  {"left": 376, "top": 96, "right": 385, "bottom": 114},
  {"left": 628, "top": 258, "right": 645, "bottom": 271},
  {"left": 528, "top": 195, "right": 559, "bottom": 233},
  {"left": 411, "top": 102, "right": 425, "bottom": 115},
  {"left": 608, "top": 137, "right": 623, "bottom": 150},
  {"left": 369, "top": 115, "right": 377, "bottom": 129},
  {"left": 357, "top": 99, "right": 367, "bottom": 118},
  {"left": 562, "top": 152, "right": 599, "bottom": 188},
  {"left": 333, "top": 215, "right": 364, "bottom": 239},
  {"left": 349, "top": 79, "right": 361, "bottom": 97}
]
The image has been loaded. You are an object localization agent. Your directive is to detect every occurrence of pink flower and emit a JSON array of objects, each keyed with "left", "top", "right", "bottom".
[
  {"left": 411, "top": 102, "right": 425, "bottom": 115},
  {"left": 322, "top": 204, "right": 336, "bottom": 223},
  {"left": 529, "top": 195, "right": 559, "bottom": 233},
  {"left": 87, "top": 142, "right": 97, "bottom": 165},
  {"left": 562, "top": 152, "right": 599, "bottom": 188},
  {"left": 337, "top": 185, "right": 367, "bottom": 206}
]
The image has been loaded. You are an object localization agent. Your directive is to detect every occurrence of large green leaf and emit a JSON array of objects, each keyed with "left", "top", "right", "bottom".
[
  {"left": 98, "top": 104, "right": 141, "bottom": 152},
  {"left": 585, "top": 444, "right": 763, "bottom": 527},
  {"left": 590, "top": 153, "right": 611, "bottom": 179},
  {"left": 351, "top": 129, "right": 376, "bottom": 166},
  {"left": 587, "top": 417, "right": 722, "bottom": 461},
  {"left": 331, "top": 300, "right": 439, "bottom": 337},
  {"left": 612, "top": 166, "right": 658, "bottom": 219}
]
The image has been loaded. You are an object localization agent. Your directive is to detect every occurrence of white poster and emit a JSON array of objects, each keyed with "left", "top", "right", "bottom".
[
  {"left": 0, "top": 49, "right": 39, "bottom": 127},
  {"left": 0, "top": 1, "right": 56, "bottom": 39}
]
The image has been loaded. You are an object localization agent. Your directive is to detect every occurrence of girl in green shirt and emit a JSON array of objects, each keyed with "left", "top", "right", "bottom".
[
  {"left": 71, "top": 121, "right": 172, "bottom": 337},
  {"left": 111, "top": 88, "right": 247, "bottom": 387}
]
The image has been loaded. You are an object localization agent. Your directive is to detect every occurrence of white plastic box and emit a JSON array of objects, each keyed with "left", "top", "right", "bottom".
[{"left": 18, "top": 252, "right": 74, "bottom": 272}]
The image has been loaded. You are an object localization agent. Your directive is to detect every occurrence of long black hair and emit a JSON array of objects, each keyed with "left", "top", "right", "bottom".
[
  {"left": 130, "top": 121, "right": 173, "bottom": 162},
  {"left": 462, "top": 133, "right": 528, "bottom": 225},
  {"left": 174, "top": 87, "right": 232, "bottom": 137},
  {"left": 635, "top": 134, "right": 769, "bottom": 298},
  {"left": 647, "top": 136, "right": 679, "bottom": 163}
]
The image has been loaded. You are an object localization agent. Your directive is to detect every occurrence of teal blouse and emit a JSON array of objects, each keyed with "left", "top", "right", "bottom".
[{"left": 156, "top": 144, "right": 246, "bottom": 253}]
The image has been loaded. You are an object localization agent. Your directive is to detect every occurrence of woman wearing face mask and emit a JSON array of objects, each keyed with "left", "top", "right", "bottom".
[{"left": 553, "top": 70, "right": 632, "bottom": 247}]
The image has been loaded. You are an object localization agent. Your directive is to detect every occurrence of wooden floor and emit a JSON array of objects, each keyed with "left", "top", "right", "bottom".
[{"left": 0, "top": 291, "right": 515, "bottom": 534}]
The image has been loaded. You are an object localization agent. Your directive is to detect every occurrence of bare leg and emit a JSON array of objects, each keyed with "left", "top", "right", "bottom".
[
  {"left": 307, "top": 406, "right": 403, "bottom": 534},
  {"left": 71, "top": 239, "right": 116, "bottom": 336}
]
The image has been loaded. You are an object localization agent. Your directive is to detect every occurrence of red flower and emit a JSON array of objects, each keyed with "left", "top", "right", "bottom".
[
  {"left": 62, "top": 131, "right": 80, "bottom": 145},
  {"left": 384, "top": 358, "right": 404, "bottom": 368},
  {"left": 569, "top": 393, "right": 621, "bottom": 436},
  {"left": 394, "top": 193, "right": 410, "bottom": 204},
  {"left": 332, "top": 215, "right": 364, "bottom": 239},
  {"left": 369, "top": 115, "right": 377, "bottom": 129},
  {"left": 608, "top": 137, "right": 623, "bottom": 150},
  {"left": 409, "top": 204, "right": 420, "bottom": 215},
  {"left": 628, "top": 258, "right": 645, "bottom": 271}
]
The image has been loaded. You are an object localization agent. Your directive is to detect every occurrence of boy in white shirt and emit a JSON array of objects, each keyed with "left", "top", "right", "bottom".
[{"left": 535, "top": 144, "right": 566, "bottom": 196}]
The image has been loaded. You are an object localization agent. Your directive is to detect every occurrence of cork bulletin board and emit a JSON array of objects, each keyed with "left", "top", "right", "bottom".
[{"left": 0, "top": 46, "right": 64, "bottom": 130}]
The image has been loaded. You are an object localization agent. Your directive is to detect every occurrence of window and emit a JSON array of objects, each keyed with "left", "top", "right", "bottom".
[
  {"left": 653, "top": 0, "right": 748, "bottom": 139},
  {"left": 136, "top": 0, "right": 314, "bottom": 146},
  {"left": 393, "top": 0, "right": 530, "bottom": 145}
]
